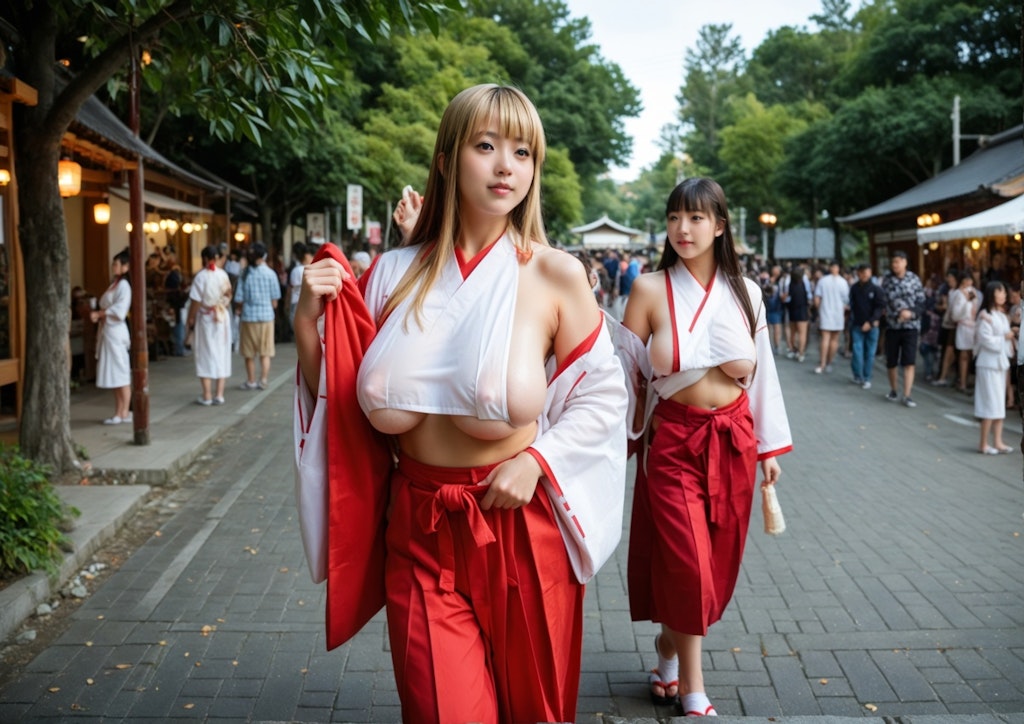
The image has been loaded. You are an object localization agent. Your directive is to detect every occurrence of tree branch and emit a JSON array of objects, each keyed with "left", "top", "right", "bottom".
[{"left": 45, "top": 0, "right": 197, "bottom": 140}]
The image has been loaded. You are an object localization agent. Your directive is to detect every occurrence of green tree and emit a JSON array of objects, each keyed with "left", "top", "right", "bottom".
[
  {"left": 466, "top": 0, "right": 642, "bottom": 184},
  {"left": 1, "top": 0, "right": 457, "bottom": 472},
  {"left": 746, "top": 26, "right": 847, "bottom": 107},
  {"left": 677, "top": 23, "right": 749, "bottom": 175},
  {"left": 841, "top": 0, "right": 1019, "bottom": 98},
  {"left": 718, "top": 95, "right": 822, "bottom": 228}
]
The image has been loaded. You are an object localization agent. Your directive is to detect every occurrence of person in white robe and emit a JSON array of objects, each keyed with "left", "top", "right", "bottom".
[
  {"left": 187, "top": 245, "right": 233, "bottom": 405},
  {"left": 91, "top": 249, "right": 132, "bottom": 425},
  {"left": 973, "top": 281, "right": 1015, "bottom": 454}
]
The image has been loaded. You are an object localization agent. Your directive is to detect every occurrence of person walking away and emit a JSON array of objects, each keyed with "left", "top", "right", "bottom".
[
  {"left": 613, "top": 251, "right": 640, "bottom": 321},
  {"left": 234, "top": 242, "right": 280, "bottom": 390},
  {"left": 881, "top": 250, "right": 925, "bottom": 407},
  {"left": 162, "top": 246, "right": 188, "bottom": 356},
  {"left": 618, "top": 177, "right": 792, "bottom": 717},
  {"left": 187, "top": 245, "right": 233, "bottom": 405},
  {"left": 287, "top": 242, "right": 309, "bottom": 332},
  {"left": 973, "top": 281, "right": 1015, "bottom": 454},
  {"left": 294, "top": 84, "right": 627, "bottom": 724},
  {"left": 813, "top": 259, "right": 849, "bottom": 374},
  {"left": 91, "top": 249, "right": 132, "bottom": 424},
  {"left": 919, "top": 276, "right": 942, "bottom": 382},
  {"left": 848, "top": 262, "right": 885, "bottom": 389},
  {"left": 931, "top": 268, "right": 960, "bottom": 386},
  {"left": 783, "top": 265, "right": 811, "bottom": 362},
  {"left": 949, "top": 271, "right": 980, "bottom": 393},
  {"left": 765, "top": 282, "right": 784, "bottom": 354}
]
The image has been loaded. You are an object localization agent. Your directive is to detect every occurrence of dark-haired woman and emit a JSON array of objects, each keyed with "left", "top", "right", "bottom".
[
  {"left": 620, "top": 178, "right": 792, "bottom": 716},
  {"left": 187, "top": 245, "right": 233, "bottom": 405},
  {"left": 974, "top": 281, "right": 1014, "bottom": 454},
  {"left": 91, "top": 249, "right": 132, "bottom": 424}
]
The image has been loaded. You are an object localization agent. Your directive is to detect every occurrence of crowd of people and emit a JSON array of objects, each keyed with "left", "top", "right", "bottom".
[{"left": 573, "top": 242, "right": 1020, "bottom": 456}]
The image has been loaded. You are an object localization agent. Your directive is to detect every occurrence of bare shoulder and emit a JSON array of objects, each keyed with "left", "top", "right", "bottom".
[
  {"left": 629, "top": 269, "right": 665, "bottom": 299},
  {"left": 529, "top": 244, "right": 591, "bottom": 290}
]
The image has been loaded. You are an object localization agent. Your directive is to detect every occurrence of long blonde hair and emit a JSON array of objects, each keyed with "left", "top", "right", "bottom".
[{"left": 380, "top": 84, "right": 548, "bottom": 326}]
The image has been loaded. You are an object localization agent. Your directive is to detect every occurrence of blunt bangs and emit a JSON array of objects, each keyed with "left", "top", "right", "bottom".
[
  {"left": 463, "top": 86, "right": 545, "bottom": 163},
  {"left": 666, "top": 178, "right": 721, "bottom": 219}
]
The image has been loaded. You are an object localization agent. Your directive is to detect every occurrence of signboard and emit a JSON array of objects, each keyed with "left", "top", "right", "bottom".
[
  {"left": 346, "top": 184, "right": 363, "bottom": 231},
  {"left": 306, "top": 213, "right": 325, "bottom": 245},
  {"left": 367, "top": 220, "right": 382, "bottom": 246}
]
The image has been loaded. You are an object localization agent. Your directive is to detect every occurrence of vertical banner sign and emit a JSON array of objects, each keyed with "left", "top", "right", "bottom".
[
  {"left": 367, "top": 220, "right": 382, "bottom": 246},
  {"left": 306, "top": 213, "right": 326, "bottom": 245},
  {"left": 347, "top": 184, "right": 363, "bottom": 231}
]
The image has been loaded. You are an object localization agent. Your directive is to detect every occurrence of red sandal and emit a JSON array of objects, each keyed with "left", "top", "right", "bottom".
[{"left": 648, "top": 634, "right": 679, "bottom": 706}]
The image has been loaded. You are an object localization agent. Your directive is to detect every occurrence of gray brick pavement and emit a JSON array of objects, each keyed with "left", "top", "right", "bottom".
[{"left": 0, "top": 349, "right": 1022, "bottom": 722}]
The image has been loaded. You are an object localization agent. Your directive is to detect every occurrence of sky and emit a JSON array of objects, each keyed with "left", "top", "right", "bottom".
[{"left": 562, "top": 0, "right": 827, "bottom": 182}]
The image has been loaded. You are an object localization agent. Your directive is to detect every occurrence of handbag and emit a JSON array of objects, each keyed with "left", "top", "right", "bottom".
[{"left": 761, "top": 483, "right": 786, "bottom": 535}]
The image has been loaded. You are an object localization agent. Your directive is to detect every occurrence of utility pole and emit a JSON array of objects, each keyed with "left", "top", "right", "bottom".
[{"left": 128, "top": 46, "right": 149, "bottom": 444}]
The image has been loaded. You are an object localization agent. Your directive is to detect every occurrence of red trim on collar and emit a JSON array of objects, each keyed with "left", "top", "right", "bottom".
[
  {"left": 665, "top": 272, "right": 680, "bottom": 373},
  {"left": 454, "top": 234, "right": 502, "bottom": 279},
  {"left": 688, "top": 272, "right": 715, "bottom": 333}
]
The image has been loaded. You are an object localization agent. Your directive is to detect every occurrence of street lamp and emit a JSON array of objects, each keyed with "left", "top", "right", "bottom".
[{"left": 758, "top": 213, "right": 777, "bottom": 262}]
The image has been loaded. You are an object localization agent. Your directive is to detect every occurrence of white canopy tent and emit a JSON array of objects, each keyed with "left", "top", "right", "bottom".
[{"left": 917, "top": 194, "right": 1024, "bottom": 244}]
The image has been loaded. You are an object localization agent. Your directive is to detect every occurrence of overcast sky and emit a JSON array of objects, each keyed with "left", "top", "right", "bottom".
[{"left": 561, "top": 0, "right": 829, "bottom": 181}]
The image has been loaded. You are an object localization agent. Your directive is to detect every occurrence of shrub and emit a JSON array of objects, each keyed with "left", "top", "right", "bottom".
[{"left": 0, "top": 445, "right": 79, "bottom": 579}]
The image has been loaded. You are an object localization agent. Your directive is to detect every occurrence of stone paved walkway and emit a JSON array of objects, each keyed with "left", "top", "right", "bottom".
[{"left": 1, "top": 347, "right": 1022, "bottom": 722}]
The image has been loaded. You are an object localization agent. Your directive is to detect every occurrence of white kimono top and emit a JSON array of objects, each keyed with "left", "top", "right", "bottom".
[
  {"left": 301, "top": 236, "right": 628, "bottom": 584},
  {"left": 615, "top": 264, "right": 792, "bottom": 461},
  {"left": 189, "top": 267, "right": 233, "bottom": 380},
  {"left": 974, "top": 309, "right": 1012, "bottom": 371},
  {"left": 96, "top": 278, "right": 131, "bottom": 389}
]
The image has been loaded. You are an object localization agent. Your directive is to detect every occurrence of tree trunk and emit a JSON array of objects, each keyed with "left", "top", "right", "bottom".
[{"left": 14, "top": 120, "right": 78, "bottom": 472}]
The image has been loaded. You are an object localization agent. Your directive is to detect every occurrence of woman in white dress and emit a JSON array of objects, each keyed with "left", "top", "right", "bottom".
[
  {"left": 186, "top": 245, "right": 233, "bottom": 405},
  {"left": 91, "top": 249, "right": 132, "bottom": 424},
  {"left": 973, "top": 281, "right": 1015, "bottom": 454},
  {"left": 949, "top": 271, "right": 980, "bottom": 393}
]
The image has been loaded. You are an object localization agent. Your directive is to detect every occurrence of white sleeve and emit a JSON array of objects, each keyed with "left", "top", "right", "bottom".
[
  {"left": 530, "top": 327, "right": 628, "bottom": 583},
  {"left": 293, "top": 316, "right": 328, "bottom": 584},
  {"left": 744, "top": 280, "right": 793, "bottom": 459},
  {"left": 974, "top": 313, "right": 1003, "bottom": 355},
  {"left": 606, "top": 312, "right": 655, "bottom": 440},
  {"left": 107, "top": 280, "right": 132, "bottom": 321}
]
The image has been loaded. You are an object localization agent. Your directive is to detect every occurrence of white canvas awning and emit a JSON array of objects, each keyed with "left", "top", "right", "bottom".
[{"left": 917, "top": 194, "right": 1024, "bottom": 244}]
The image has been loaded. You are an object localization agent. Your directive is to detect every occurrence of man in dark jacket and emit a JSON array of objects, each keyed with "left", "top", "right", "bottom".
[{"left": 848, "top": 263, "right": 886, "bottom": 389}]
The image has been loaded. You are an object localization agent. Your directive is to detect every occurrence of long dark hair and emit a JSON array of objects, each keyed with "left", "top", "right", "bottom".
[
  {"left": 658, "top": 178, "right": 757, "bottom": 338},
  {"left": 113, "top": 247, "right": 130, "bottom": 285},
  {"left": 980, "top": 280, "right": 1006, "bottom": 315}
]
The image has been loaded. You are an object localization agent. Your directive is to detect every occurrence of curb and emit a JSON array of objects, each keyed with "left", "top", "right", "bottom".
[{"left": 0, "top": 484, "right": 150, "bottom": 643}]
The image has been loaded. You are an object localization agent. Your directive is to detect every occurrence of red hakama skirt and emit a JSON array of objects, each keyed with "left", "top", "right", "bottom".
[
  {"left": 628, "top": 393, "right": 758, "bottom": 635},
  {"left": 385, "top": 454, "right": 584, "bottom": 724}
]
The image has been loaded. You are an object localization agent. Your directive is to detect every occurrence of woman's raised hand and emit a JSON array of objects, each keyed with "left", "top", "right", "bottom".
[{"left": 393, "top": 185, "right": 423, "bottom": 241}]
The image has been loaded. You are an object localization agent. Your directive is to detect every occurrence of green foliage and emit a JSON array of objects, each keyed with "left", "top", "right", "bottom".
[
  {"left": 663, "top": 0, "right": 1020, "bottom": 233},
  {"left": 0, "top": 446, "right": 79, "bottom": 579}
]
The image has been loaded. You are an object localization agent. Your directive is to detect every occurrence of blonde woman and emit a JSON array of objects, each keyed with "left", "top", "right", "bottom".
[{"left": 294, "top": 84, "right": 626, "bottom": 723}]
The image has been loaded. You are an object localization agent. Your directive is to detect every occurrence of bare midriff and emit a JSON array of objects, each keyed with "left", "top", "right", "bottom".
[
  {"left": 667, "top": 364, "right": 746, "bottom": 410},
  {"left": 396, "top": 414, "right": 540, "bottom": 467}
]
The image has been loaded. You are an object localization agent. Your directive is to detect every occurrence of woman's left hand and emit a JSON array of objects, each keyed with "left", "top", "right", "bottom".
[
  {"left": 479, "top": 452, "right": 542, "bottom": 510},
  {"left": 761, "top": 457, "right": 781, "bottom": 486}
]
